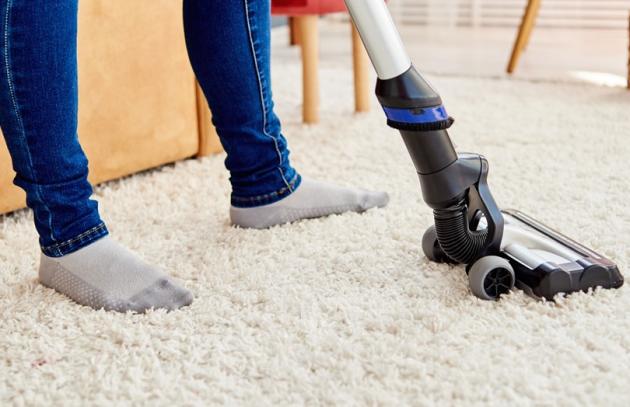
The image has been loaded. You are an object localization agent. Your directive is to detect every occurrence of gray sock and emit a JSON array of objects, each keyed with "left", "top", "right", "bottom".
[
  {"left": 39, "top": 236, "right": 193, "bottom": 313},
  {"left": 230, "top": 177, "right": 389, "bottom": 229}
]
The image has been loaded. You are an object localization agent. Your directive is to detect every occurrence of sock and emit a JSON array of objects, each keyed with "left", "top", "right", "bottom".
[
  {"left": 39, "top": 236, "right": 193, "bottom": 313},
  {"left": 230, "top": 178, "right": 389, "bottom": 229}
]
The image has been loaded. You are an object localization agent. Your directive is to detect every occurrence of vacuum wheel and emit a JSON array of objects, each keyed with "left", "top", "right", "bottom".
[
  {"left": 468, "top": 256, "right": 515, "bottom": 300},
  {"left": 422, "top": 225, "right": 454, "bottom": 263}
]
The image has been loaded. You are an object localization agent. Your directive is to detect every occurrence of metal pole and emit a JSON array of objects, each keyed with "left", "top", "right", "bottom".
[{"left": 344, "top": 0, "right": 412, "bottom": 80}]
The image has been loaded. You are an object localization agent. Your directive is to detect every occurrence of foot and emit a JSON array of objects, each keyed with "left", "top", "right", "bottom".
[
  {"left": 230, "top": 178, "right": 389, "bottom": 229},
  {"left": 39, "top": 236, "right": 193, "bottom": 313}
]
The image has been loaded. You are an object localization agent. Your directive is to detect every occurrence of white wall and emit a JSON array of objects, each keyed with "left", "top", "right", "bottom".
[{"left": 389, "top": 0, "right": 630, "bottom": 29}]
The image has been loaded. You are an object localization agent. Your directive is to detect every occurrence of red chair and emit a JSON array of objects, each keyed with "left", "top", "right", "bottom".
[{"left": 272, "top": 0, "right": 371, "bottom": 124}]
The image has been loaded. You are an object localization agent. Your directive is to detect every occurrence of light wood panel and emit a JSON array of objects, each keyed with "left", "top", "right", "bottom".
[
  {"left": 77, "top": 0, "right": 199, "bottom": 184},
  {"left": 0, "top": 0, "right": 200, "bottom": 215}
]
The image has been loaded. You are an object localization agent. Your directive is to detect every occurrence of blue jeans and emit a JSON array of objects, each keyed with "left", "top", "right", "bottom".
[{"left": 0, "top": 0, "right": 300, "bottom": 257}]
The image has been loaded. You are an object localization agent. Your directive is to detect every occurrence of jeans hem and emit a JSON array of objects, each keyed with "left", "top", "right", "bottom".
[
  {"left": 41, "top": 222, "right": 109, "bottom": 258},
  {"left": 231, "top": 173, "right": 301, "bottom": 208}
]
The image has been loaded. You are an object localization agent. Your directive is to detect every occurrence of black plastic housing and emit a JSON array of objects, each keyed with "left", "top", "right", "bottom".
[
  {"left": 399, "top": 129, "right": 457, "bottom": 175},
  {"left": 376, "top": 65, "right": 442, "bottom": 108},
  {"left": 379, "top": 65, "right": 505, "bottom": 263}
]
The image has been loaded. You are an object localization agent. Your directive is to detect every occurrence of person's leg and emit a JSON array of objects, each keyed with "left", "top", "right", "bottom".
[
  {"left": 183, "top": 0, "right": 389, "bottom": 229},
  {"left": 0, "top": 0, "right": 191, "bottom": 312}
]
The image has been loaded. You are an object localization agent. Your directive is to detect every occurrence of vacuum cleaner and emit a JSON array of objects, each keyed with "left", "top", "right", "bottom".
[{"left": 344, "top": 0, "right": 623, "bottom": 300}]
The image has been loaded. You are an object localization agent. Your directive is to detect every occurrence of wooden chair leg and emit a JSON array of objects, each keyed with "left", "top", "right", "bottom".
[
  {"left": 296, "top": 15, "right": 319, "bottom": 124},
  {"left": 507, "top": 0, "right": 541, "bottom": 74},
  {"left": 521, "top": 0, "right": 541, "bottom": 51},
  {"left": 289, "top": 16, "right": 301, "bottom": 46},
  {"left": 351, "top": 22, "right": 370, "bottom": 113},
  {"left": 195, "top": 81, "right": 223, "bottom": 157}
]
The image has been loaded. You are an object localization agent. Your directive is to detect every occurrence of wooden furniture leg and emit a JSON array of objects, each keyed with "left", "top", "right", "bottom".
[
  {"left": 195, "top": 81, "right": 223, "bottom": 157},
  {"left": 351, "top": 22, "right": 370, "bottom": 113},
  {"left": 507, "top": 0, "right": 542, "bottom": 74},
  {"left": 296, "top": 15, "right": 320, "bottom": 124},
  {"left": 289, "top": 16, "right": 301, "bottom": 46},
  {"left": 521, "top": 0, "right": 541, "bottom": 52}
]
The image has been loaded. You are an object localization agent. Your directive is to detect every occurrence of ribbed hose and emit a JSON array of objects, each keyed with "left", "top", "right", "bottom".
[{"left": 433, "top": 199, "right": 488, "bottom": 264}]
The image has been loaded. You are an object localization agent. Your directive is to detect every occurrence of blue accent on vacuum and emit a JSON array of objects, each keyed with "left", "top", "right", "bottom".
[{"left": 382, "top": 105, "right": 448, "bottom": 124}]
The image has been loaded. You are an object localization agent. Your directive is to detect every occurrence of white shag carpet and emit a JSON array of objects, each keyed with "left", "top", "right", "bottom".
[{"left": 2, "top": 62, "right": 630, "bottom": 406}]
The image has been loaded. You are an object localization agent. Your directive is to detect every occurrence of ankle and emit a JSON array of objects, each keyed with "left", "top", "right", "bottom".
[{"left": 40, "top": 222, "right": 109, "bottom": 258}]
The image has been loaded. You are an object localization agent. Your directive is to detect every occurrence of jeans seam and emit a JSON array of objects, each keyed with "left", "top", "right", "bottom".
[
  {"left": 243, "top": 0, "right": 293, "bottom": 193},
  {"left": 41, "top": 222, "right": 107, "bottom": 253},
  {"left": 232, "top": 173, "right": 299, "bottom": 203},
  {"left": 3, "top": 0, "right": 57, "bottom": 244}
]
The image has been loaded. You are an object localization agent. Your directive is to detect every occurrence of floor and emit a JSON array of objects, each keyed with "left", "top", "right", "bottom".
[
  {"left": 2, "top": 44, "right": 630, "bottom": 404},
  {"left": 273, "top": 20, "right": 629, "bottom": 86}
]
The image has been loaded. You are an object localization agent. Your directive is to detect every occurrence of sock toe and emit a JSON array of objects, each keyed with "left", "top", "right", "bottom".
[
  {"left": 126, "top": 279, "right": 193, "bottom": 313},
  {"left": 172, "top": 285, "right": 194, "bottom": 309},
  {"left": 360, "top": 190, "right": 390, "bottom": 211}
]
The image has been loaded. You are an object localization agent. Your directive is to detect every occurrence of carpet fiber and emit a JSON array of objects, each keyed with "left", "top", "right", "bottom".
[{"left": 2, "top": 64, "right": 630, "bottom": 405}]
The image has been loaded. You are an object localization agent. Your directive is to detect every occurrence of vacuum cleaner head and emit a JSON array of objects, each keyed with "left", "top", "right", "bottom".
[
  {"left": 500, "top": 210, "right": 624, "bottom": 300},
  {"left": 422, "top": 210, "right": 624, "bottom": 301}
]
